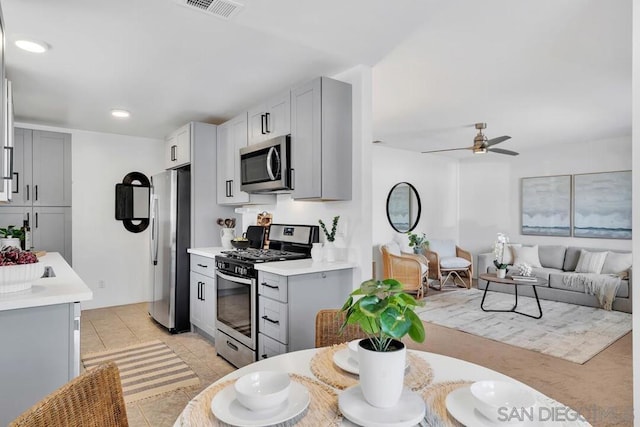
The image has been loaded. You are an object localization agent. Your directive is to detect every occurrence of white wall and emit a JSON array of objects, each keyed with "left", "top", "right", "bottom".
[
  {"left": 239, "top": 65, "right": 373, "bottom": 287},
  {"left": 16, "top": 122, "right": 165, "bottom": 309},
  {"left": 458, "top": 136, "right": 632, "bottom": 264},
  {"left": 371, "top": 144, "right": 459, "bottom": 278}
]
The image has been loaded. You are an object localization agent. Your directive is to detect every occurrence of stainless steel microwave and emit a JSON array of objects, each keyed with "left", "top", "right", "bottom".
[{"left": 240, "top": 135, "right": 292, "bottom": 193}]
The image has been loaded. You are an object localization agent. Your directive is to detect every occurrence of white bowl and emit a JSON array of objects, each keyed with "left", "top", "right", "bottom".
[
  {"left": 234, "top": 371, "right": 291, "bottom": 411},
  {"left": 0, "top": 262, "right": 44, "bottom": 293},
  {"left": 347, "top": 339, "right": 362, "bottom": 362},
  {"left": 470, "top": 380, "right": 536, "bottom": 423}
]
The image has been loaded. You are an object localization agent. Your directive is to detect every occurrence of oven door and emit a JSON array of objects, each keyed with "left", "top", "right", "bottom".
[
  {"left": 216, "top": 270, "right": 256, "bottom": 350},
  {"left": 239, "top": 135, "right": 290, "bottom": 193}
]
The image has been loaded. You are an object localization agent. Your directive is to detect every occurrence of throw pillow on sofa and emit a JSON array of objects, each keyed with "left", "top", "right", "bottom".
[
  {"left": 574, "top": 249, "right": 608, "bottom": 274},
  {"left": 601, "top": 251, "right": 633, "bottom": 274},
  {"left": 512, "top": 245, "right": 542, "bottom": 268}
]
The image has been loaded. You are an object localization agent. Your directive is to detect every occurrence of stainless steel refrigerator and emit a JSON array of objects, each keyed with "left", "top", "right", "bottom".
[{"left": 149, "top": 166, "right": 191, "bottom": 333}]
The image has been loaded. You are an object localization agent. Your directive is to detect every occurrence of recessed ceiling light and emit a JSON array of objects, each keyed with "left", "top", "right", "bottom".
[
  {"left": 15, "top": 39, "right": 49, "bottom": 53},
  {"left": 111, "top": 109, "right": 131, "bottom": 118}
]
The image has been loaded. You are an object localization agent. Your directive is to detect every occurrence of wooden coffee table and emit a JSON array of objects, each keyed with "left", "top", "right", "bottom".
[{"left": 478, "top": 273, "right": 548, "bottom": 319}]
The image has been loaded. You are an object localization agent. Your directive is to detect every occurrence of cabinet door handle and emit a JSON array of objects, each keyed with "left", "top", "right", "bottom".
[
  {"left": 261, "top": 315, "right": 279, "bottom": 325},
  {"left": 26, "top": 212, "right": 29, "bottom": 224},
  {"left": 197, "top": 263, "right": 209, "bottom": 269},
  {"left": 226, "top": 340, "right": 239, "bottom": 351},
  {"left": 171, "top": 145, "right": 177, "bottom": 161},
  {"left": 229, "top": 180, "right": 233, "bottom": 197},
  {"left": 261, "top": 354, "right": 268, "bottom": 359},
  {"left": 201, "top": 281, "right": 205, "bottom": 300},
  {"left": 2, "top": 146, "right": 13, "bottom": 179},
  {"left": 35, "top": 212, "right": 38, "bottom": 228},
  {"left": 26, "top": 184, "right": 29, "bottom": 201},
  {"left": 12, "top": 172, "right": 18, "bottom": 194},
  {"left": 197, "top": 281, "right": 201, "bottom": 300},
  {"left": 261, "top": 282, "right": 279, "bottom": 290},
  {"left": 34, "top": 185, "right": 38, "bottom": 201},
  {"left": 265, "top": 112, "right": 271, "bottom": 133},
  {"left": 261, "top": 114, "right": 266, "bottom": 135}
]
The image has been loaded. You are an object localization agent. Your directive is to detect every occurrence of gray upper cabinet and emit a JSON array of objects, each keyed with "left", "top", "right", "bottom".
[
  {"left": 165, "top": 124, "right": 191, "bottom": 169},
  {"left": 11, "top": 129, "right": 71, "bottom": 207},
  {"left": 216, "top": 113, "right": 275, "bottom": 206},
  {"left": 291, "top": 77, "right": 352, "bottom": 201},
  {"left": 247, "top": 90, "right": 291, "bottom": 145}
]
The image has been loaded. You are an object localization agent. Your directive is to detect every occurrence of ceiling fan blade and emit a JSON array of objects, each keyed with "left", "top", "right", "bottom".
[
  {"left": 486, "top": 135, "right": 511, "bottom": 147},
  {"left": 488, "top": 147, "right": 519, "bottom": 156},
  {"left": 421, "top": 147, "right": 472, "bottom": 154}
]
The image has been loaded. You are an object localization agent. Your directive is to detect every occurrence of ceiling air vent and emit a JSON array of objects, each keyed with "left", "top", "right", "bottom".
[{"left": 181, "top": 0, "right": 243, "bottom": 20}]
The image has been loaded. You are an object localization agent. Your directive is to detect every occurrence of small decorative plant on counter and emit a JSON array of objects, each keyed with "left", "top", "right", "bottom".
[
  {"left": 318, "top": 215, "right": 340, "bottom": 242},
  {"left": 340, "top": 278, "right": 425, "bottom": 408},
  {"left": 0, "top": 246, "right": 38, "bottom": 266},
  {"left": 406, "top": 231, "right": 428, "bottom": 253},
  {"left": 0, "top": 225, "right": 24, "bottom": 239}
]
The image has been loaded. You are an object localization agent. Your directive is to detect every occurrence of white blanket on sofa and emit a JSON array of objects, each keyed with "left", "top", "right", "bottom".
[{"left": 562, "top": 273, "right": 621, "bottom": 310}]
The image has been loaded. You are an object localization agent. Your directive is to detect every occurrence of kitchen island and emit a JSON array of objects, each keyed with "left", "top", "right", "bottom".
[{"left": 0, "top": 252, "right": 92, "bottom": 425}]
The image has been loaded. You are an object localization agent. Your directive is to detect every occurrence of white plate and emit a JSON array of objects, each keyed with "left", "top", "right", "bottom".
[
  {"left": 211, "top": 381, "right": 310, "bottom": 427},
  {"left": 338, "top": 385, "right": 425, "bottom": 427},
  {"left": 333, "top": 348, "right": 359, "bottom": 374},
  {"left": 446, "top": 386, "right": 546, "bottom": 427}
]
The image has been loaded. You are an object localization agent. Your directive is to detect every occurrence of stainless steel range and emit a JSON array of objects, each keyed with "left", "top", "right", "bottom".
[{"left": 214, "top": 224, "right": 319, "bottom": 368}]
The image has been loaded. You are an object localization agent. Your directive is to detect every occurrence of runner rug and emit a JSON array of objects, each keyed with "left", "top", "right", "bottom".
[
  {"left": 82, "top": 340, "right": 199, "bottom": 403},
  {"left": 416, "top": 288, "right": 632, "bottom": 364}
]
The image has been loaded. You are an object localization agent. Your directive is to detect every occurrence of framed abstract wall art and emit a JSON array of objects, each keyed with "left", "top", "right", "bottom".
[
  {"left": 521, "top": 175, "right": 571, "bottom": 236},
  {"left": 573, "top": 171, "right": 632, "bottom": 239}
]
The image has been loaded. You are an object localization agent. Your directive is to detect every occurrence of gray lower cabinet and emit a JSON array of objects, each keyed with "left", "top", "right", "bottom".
[
  {"left": 189, "top": 255, "right": 216, "bottom": 339},
  {"left": 0, "top": 302, "right": 79, "bottom": 426},
  {"left": 257, "top": 269, "right": 352, "bottom": 359},
  {"left": 0, "top": 206, "right": 72, "bottom": 262},
  {"left": 290, "top": 76, "right": 352, "bottom": 201}
]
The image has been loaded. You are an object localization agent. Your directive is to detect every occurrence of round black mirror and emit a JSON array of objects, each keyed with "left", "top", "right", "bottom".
[{"left": 386, "top": 182, "right": 421, "bottom": 233}]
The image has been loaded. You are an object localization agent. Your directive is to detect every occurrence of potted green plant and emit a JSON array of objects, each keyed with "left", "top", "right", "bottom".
[
  {"left": 406, "top": 231, "right": 428, "bottom": 254},
  {"left": 493, "top": 232, "right": 509, "bottom": 278},
  {"left": 318, "top": 216, "right": 340, "bottom": 262},
  {"left": 0, "top": 226, "right": 24, "bottom": 249},
  {"left": 340, "top": 278, "right": 425, "bottom": 407}
]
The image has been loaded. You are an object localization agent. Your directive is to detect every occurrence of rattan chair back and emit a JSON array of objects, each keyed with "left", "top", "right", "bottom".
[
  {"left": 9, "top": 361, "right": 128, "bottom": 427},
  {"left": 315, "top": 308, "right": 367, "bottom": 348}
]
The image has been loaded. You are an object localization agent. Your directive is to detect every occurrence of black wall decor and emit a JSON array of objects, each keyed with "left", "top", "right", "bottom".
[{"left": 115, "top": 172, "right": 150, "bottom": 233}]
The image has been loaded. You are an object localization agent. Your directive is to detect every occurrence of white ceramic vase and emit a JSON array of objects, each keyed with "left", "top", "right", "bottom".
[
  {"left": 358, "top": 339, "right": 406, "bottom": 408},
  {"left": 324, "top": 241, "right": 336, "bottom": 262},
  {"left": 0, "top": 238, "right": 21, "bottom": 249},
  {"left": 496, "top": 268, "right": 506, "bottom": 279},
  {"left": 220, "top": 228, "right": 235, "bottom": 250},
  {"left": 311, "top": 243, "right": 323, "bottom": 262}
]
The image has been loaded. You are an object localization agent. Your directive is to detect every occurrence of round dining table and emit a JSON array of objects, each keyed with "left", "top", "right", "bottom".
[{"left": 174, "top": 347, "right": 591, "bottom": 427}]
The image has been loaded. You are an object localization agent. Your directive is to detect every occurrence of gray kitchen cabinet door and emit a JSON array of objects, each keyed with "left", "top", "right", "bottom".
[
  {"left": 33, "top": 206, "right": 72, "bottom": 263},
  {"left": 216, "top": 120, "right": 232, "bottom": 205},
  {"left": 189, "top": 270, "right": 217, "bottom": 339},
  {"left": 32, "top": 130, "right": 71, "bottom": 206},
  {"left": 165, "top": 123, "right": 191, "bottom": 169},
  {"left": 216, "top": 113, "right": 250, "bottom": 205},
  {"left": 10, "top": 128, "right": 30, "bottom": 206},
  {"left": 247, "top": 90, "right": 291, "bottom": 146},
  {"left": 0, "top": 205, "right": 29, "bottom": 229},
  {"left": 291, "top": 77, "right": 352, "bottom": 201},
  {"left": 247, "top": 104, "right": 268, "bottom": 145}
]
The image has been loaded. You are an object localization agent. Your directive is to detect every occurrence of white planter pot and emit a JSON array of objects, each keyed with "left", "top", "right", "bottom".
[
  {"left": 0, "top": 238, "right": 21, "bottom": 249},
  {"left": 324, "top": 241, "right": 336, "bottom": 262},
  {"left": 358, "top": 339, "right": 406, "bottom": 408},
  {"left": 496, "top": 268, "right": 506, "bottom": 279}
]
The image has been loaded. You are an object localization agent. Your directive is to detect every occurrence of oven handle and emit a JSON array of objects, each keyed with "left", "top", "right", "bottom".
[{"left": 216, "top": 270, "right": 253, "bottom": 285}]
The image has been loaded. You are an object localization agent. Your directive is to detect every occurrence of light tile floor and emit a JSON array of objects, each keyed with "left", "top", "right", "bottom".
[{"left": 81, "top": 302, "right": 236, "bottom": 427}]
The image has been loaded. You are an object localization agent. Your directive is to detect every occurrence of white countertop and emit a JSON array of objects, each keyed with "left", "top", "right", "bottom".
[
  {"left": 255, "top": 259, "right": 357, "bottom": 276},
  {"left": 0, "top": 252, "right": 93, "bottom": 312},
  {"left": 187, "top": 247, "right": 226, "bottom": 258}
]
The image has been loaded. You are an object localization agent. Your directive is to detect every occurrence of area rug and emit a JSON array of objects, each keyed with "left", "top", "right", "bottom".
[
  {"left": 417, "top": 289, "right": 632, "bottom": 364},
  {"left": 82, "top": 340, "right": 199, "bottom": 403}
]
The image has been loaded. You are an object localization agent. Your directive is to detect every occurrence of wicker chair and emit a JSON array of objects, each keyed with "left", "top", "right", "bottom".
[
  {"left": 9, "top": 361, "right": 128, "bottom": 427},
  {"left": 424, "top": 239, "right": 473, "bottom": 290},
  {"left": 315, "top": 309, "right": 367, "bottom": 348},
  {"left": 380, "top": 243, "right": 429, "bottom": 299}
]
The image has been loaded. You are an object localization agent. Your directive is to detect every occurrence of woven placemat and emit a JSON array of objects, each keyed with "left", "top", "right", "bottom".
[
  {"left": 310, "top": 344, "right": 434, "bottom": 391},
  {"left": 175, "top": 374, "right": 341, "bottom": 427},
  {"left": 419, "top": 381, "right": 472, "bottom": 427}
]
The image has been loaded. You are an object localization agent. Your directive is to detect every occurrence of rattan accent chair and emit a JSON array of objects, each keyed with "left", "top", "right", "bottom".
[
  {"left": 9, "top": 361, "right": 128, "bottom": 427},
  {"left": 424, "top": 239, "right": 473, "bottom": 290},
  {"left": 315, "top": 308, "right": 367, "bottom": 348},
  {"left": 380, "top": 243, "right": 429, "bottom": 299}
]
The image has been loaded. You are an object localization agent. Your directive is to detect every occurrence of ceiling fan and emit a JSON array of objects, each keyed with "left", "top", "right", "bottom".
[{"left": 422, "top": 123, "right": 519, "bottom": 156}]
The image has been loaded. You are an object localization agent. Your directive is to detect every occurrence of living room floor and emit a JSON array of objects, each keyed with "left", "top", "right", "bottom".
[
  {"left": 81, "top": 288, "right": 633, "bottom": 427},
  {"left": 81, "top": 303, "right": 235, "bottom": 427}
]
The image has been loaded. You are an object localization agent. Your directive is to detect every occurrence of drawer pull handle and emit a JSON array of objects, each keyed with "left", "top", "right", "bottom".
[
  {"left": 261, "top": 315, "right": 279, "bottom": 325},
  {"left": 261, "top": 282, "right": 279, "bottom": 290},
  {"left": 226, "top": 341, "right": 239, "bottom": 351},
  {"left": 197, "top": 263, "right": 208, "bottom": 268},
  {"left": 261, "top": 354, "right": 268, "bottom": 359}
]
